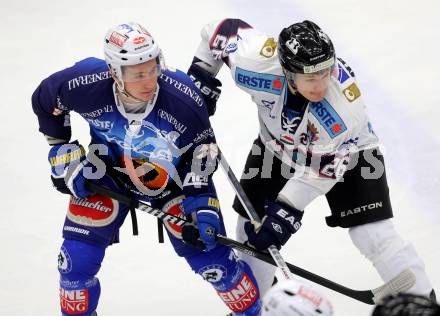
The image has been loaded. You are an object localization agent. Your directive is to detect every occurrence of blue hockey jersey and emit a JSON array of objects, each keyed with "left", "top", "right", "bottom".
[{"left": 32, "top": 57, "right": 217, "bottom": 205}]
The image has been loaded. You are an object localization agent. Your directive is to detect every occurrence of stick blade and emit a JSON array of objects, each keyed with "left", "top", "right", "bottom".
[{"left": 371, "top": 269, "right": 416, "bottom": 304}]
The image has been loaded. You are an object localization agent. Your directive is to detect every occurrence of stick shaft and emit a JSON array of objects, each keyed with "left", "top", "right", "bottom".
[{"left": 217, "top": 148, "right": 294, "bottom": 279}]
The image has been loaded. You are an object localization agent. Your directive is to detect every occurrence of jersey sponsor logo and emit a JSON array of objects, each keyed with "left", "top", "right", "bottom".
[
  {"left": 109, "top": 31, "right": 127, "bottom": 48},
  {"left": 60, "top": 288, "right": 89, "bottom": 315},
  {"left": 86, "top": 118, "right": 114, "bottom": 130},
  {"left": 67, "top": 195, "right": 119, "bottom": 227},
  {"left": 235, "top": 67, "right": 285, "bottom": 95},
  {"left": 260, "top": 38, "right": 277, "bottom": 58},
  {"left": 340, "top": 201, "right": 383, "bottom": 218},
  {"left": 58, "top": 246, "right": 72, "bottom": 274},
  {"left": 337, "top": 63, "right": 350, "bottom": 84},
  {"left": 217, "top": 272, "right": 259, "bottom": 313},
  {"left": 193, "top": 127, "right": 215, "bottom": 144},
  {"left": 309, "top": 100, "right": 347, "bottom": 138},
  {"left": 160, "top": 73, "right": 204, "bottom": 107},
  {"left": 157, "top": 109, "right": 188, "bottom": 134},
  {"left": 343, "top": 82, "right": 361, "bottom": 102},
  {"left": 80, "top": 105, "right": 114, "bottom": 119},
  {"left": 67, "top": 71, "right": 111, "bottom": 90},
  {"left": 198, "top": 264, "right": 227, "bottom": 283}
]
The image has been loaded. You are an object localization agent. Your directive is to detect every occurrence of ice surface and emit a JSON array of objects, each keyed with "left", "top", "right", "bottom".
[{"left": 0, "top": 0, "right": 438, "bottom": 315}]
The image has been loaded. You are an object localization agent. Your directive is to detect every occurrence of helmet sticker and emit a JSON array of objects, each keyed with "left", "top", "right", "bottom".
[
  {"left": 286, "top": 38, "right": 300, "bottom": 55},
  {"left": 109, "top": 32, "right": 128, "bottom": 48}
]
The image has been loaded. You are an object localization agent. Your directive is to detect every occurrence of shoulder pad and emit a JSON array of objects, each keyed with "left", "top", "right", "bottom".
[{"left": 159, "top": 69, "right": 205, "bottom": 108}]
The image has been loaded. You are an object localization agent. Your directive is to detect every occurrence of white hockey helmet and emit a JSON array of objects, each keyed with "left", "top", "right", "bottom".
[
  {"left": 261, "top": 279, "right": 333, "bottom": 316},
  {"left": 104, "top": 22, "right": 162, "bottom": 82}
]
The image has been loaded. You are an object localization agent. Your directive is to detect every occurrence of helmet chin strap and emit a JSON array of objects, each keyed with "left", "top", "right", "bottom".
[
  {"left": 115, "top": 80, "right": 146, "bottom": 104},
  {"left": 286, "top": 80, "right": 299, "bottom": 95},
  {"left": 282, "top": 68, "right": 298, "bottom": 94}
]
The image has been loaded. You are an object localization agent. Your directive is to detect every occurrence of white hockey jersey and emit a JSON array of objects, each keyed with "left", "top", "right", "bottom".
[{"left": 193, "top": 19, "right": 379, "bottom": 210}]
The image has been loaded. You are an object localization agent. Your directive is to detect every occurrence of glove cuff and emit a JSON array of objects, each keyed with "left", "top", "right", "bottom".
[
  {"left": 181, "top": 194, "right": 220, "bottom": 216},
  {"left": 266, "top": 200, "right": 303, "bottom": 234},
  {"left": 272, "top": 200, "right": 303, "bottom": 217},
  {"left": 188, "top": 63, "right": 222, "bottom": 87},
  {"left": 48, "top": 140, "right": 86, "bottom": 177}
]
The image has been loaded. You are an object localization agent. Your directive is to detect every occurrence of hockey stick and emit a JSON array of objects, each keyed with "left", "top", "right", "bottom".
[
  {"left": 216, "top": 147, "right": 294, "bottom": 280},
  {"left": 215, "top": 148, "right": 415, "bottom": 304},
  {"left": 85, "top": 181, "right": 415, "bottom": 304}
]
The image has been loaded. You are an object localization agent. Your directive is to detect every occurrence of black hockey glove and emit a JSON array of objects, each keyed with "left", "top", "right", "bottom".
[
  {"left": 187, "top": 63, "right": 222, "bottom": 116},
  {"left": 244, "top": 200, "right": 303, "bottom": 250}
]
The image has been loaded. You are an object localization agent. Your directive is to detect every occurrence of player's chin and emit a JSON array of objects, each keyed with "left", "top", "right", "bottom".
[
  {"left": 137, "top": 92, "right": 154, "bottom": 102},
  {"left": 307, "top": 92, "right": 326, "bottom": 102}
]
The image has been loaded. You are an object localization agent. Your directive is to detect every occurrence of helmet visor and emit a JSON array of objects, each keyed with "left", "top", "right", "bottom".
[
  {"left": 284, "top": 66, "right": 333, "bottom": 88},
  {"left": 121, "top": 63, "right": 161, "bottom": 83}
]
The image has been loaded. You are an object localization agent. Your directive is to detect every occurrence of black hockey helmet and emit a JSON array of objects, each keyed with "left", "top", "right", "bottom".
[
  {"left": 372, "top": 293, "right": 440, "bottom": 316},
  {"left": 278, "top": 20, "right": 335, "bottom": 74}
]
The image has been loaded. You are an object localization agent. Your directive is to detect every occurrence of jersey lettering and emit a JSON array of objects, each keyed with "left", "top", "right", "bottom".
[
  {"left": 309, "top": 100, "right": 347, "bottom": 138},
  {"left": 235, "top": 67, "right": 284, "bottom": 95}
]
